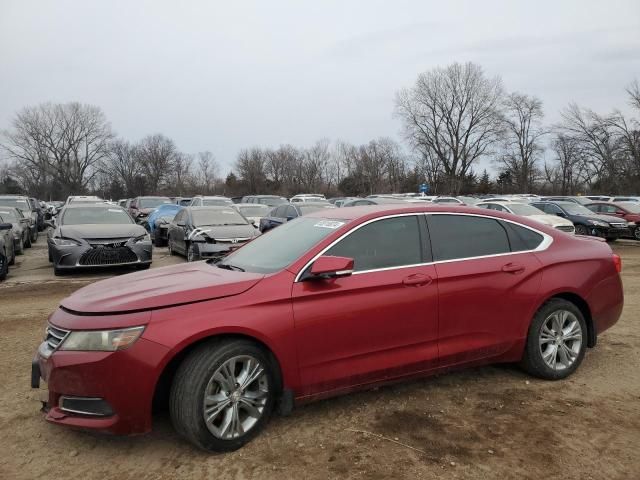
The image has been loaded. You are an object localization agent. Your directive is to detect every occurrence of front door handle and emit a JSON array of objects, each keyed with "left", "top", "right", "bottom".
[
  {"left": 502, "top": 263, "right": 525, "bottom": 274},
  {"left": 402, "top": 274, "right": 432, "bottom": 287}
]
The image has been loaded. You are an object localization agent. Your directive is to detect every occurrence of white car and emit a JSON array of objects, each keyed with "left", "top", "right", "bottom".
[
  {"left": 290, "top": 194, "right": 327, "bottom": 203},
  {"left": 477, "top": 201, "right": 575, "bottom": 234},
  {"left": 232, "top": 203, "right": 270, "bottom": 227}
]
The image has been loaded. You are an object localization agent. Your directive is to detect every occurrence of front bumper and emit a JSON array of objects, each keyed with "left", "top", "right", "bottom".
[
  {"left": 588, "top": 225, "right": 629, "bottom": 239},
  {"left": 31, "top": 333, "right": 169, "bottom": 435},
  {"left": 49, "top": 239, "right": 152, "bottom": 270}
]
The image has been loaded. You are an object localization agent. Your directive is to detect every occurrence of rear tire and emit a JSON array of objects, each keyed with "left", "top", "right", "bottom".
[
  {"left": 31, "top": 228, "right": 38, "bottom": 243},
  {"left": 187, "top": 243, "right": 199, "bottom": 262},
  {"left": 521, "top": 298, "right": 587, "bottom": 380},
  {"left": 16, "top": 237, "right": 24, "bottom": 255},
  {"left": 0, "top": 253, "right": 9, "bottom": 280},
  {"left": 24, "top": 233, "right": 32, "bottom": 249},
  {"left": 168, "top": 236, "right": 175, "bottom": 256},
  {"left": 170, "top": 339, "right": 277, "bottom": 452}
]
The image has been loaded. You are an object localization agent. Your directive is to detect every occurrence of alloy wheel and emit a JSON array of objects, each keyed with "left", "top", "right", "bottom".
[
  {"left": 539, "top": 310, "right": 583, "bottom": 371},
  {"left": 634, "top": 228, "right": 640, "bottom": 240},
  {"left": 575, "top": 225, "right": 588, "bottom": 235},
  {"left": 202, "top": 355, "right": 269, "bottom": 440}
]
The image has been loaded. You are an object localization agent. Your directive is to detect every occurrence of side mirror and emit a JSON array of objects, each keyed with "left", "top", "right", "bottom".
[
  {"left": 0, "top": 223, "right": 12, "bottom": 231},
  {"left": 286, "top": 216, "right": 294, "bottom": 221},
  {"left": 556, "top": 212, "right": 565, "bottom": 217},
  {"left": 308, "top": 256, "right": 354, "bottom": 279}
]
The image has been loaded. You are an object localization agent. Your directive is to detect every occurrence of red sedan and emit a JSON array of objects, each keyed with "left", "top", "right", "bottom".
[
  {"left": 32, "top": 205, "right": 624, "bottom": 451},
  {"left": 586, "top": 201, "right": 640, "bottom": 240}
]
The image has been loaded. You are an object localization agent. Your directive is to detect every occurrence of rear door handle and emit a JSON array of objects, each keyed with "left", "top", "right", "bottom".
[
  {"left": 502, "top": 263, "right": 525, "bottom": 274},
  {"left": 402, "top": 274, "right": 433, "bottom": 287}
]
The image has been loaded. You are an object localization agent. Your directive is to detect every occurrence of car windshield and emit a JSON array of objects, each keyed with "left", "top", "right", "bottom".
[
  {"left": 62, "top": 207, "right": 133, "bottom": 225},
  {"left": 298, "top": 205, "right": 335, "bottom": 214},
  {"left": 561, "top": 203, "right": 593, "bottom": 215},
  {"left": 140, "top": 197, "right": 171, "bottom": 208},
  {"left": 218, "top": 217, "right": 348, "bottom": 273},
  {"left": 0, "top": 198, "right": 29, "bottom": 210},
  {"left": 258, "top": 197, "right": 288, "bottom": 206},
  {"left": 202, "top": 198, "right": 232, "bottom": 206},
  {"left": 192, "top": 209, "right": 248, "bottom": 226},
  {"left": 0, "top": 209, "right": 18, "bottom": 221},
  {"left": 618, "top": 202, "right": 640, "bottom": 213},
  {"left": 508, "top": 204, "right": 545, "bottom": 216},
  {"left": 238, "top": 205, "right": 269, "bottom": 216}
]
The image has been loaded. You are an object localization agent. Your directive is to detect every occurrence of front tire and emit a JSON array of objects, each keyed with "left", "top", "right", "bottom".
[
  {"left": 170, "top": 339, "right": 277, "bottom": 452},
  {"left": 31, "top": 227, "right": 38, "bottom": 243},
  {"left": 168, "top": 236, "right": 175, "bottom": 256},
  {"left": 24, "top": 232, "right": 32, "bottom": 249},
  {"left": 633, "top": 227, "right": 640, "bottom": 241},
  {"left": 521, "top": 298, "right": 587, "bottom": 380},
  {"left": 574, "top": 224, "right": 589, "bottom": 236},
  {"left": 187, "top": 243, "right": 199, "bottom": 262}
]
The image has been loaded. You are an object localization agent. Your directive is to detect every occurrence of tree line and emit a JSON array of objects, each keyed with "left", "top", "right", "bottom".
[{"left": 1, "top": 62, "right": 638, "bottom": 200}]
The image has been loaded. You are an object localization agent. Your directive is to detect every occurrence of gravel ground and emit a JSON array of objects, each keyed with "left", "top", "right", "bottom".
[{"left": 0, "top": 239, "right": 638, "bottom": 480}]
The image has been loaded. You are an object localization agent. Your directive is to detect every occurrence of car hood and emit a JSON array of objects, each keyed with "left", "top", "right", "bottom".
[
  {"left": 59, "top": 224, "right": 147, "bottom": 239},
  {"left": 60, "top": 262, "right": 265, "bottom": 314},
  {"left": 195, "top": 224, "right": 258, "bottom": 239},
  {"left": 526, "top": 214, "right": 574, "bottom": 228},
  {"left": 578, "top": 213, "right": 628, "bottom": 224}
]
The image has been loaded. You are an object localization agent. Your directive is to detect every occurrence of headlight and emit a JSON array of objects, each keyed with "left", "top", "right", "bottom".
[
  {"left": 51, "top": 237, "right": 81, "bottom": 246},
  {"left": 134, "top": 233, "right": 151, "bottom": 243},
  {"left": 588, "top": 220, "right": 609, "bottom": 227},
  {"left": 59, "top": 326, "right": 145, "bottom": 351},
  {"left": 137, "top": 212, "right": 147, "bottom": 217}
]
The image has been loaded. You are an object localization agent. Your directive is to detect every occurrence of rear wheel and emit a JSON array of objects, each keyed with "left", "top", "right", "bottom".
[
  {"left": 24, "top": 232, "right": 32, "bottom": 249},
  {"left": 16, "top": 237, "right": 24, "bottom": 255},
  {"left": 521, "top": 298, "right": 587, "bottom": 380},
  {"left": 31, "top": 227, "right": 38, "bottom": 243},
  {"left": 574, "top": 224, "right": 589, "bottom": 236},
  {"left": 170, "top": 339, "right": 277, "bottom": 451},
  {"left": 168, "top": 236, "right": 175, "bottom": 255}
]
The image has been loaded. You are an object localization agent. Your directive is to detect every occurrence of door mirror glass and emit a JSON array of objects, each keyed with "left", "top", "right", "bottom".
[{"left": 309, "top": 256, "right": 354, "bottom": 279}]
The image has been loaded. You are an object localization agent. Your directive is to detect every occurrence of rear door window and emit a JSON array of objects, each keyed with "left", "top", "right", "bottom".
[
  {"left": 427, "top": 215, "right": 510, "bottom": 261},
  {"left": 325, "top": 216, "right": 422, "bottom": 272}
]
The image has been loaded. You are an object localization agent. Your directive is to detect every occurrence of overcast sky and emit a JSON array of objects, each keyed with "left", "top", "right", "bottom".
[{"left": 1, "top": 0, "right": 639, "bottom": 173}]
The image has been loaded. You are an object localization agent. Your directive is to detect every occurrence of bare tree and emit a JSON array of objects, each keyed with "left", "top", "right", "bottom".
[
  {"left": 627, "top": 79, "right": 640, "bottom": 113},
  {"left": 545, "top": 134, "right": 586, "bottom": 194},
  {"left": 235, "top": 148, "right": 266, "bottom": 193},
  {"left": 395, "top": 62, "right": 504, "bottom": 194},
  {"left": 498, "top": 93, "right": 546, "bottom": 192},
  {"left": 1, "top": 102, "right": 113, "bottom": 198},
  {"left": 102, "top": 139, "right": 141, "bottom": 196},
  {"left": 560, "top": 104, "right": 620, "bottom": 191},
  {"left": 195, "top": 151, "right": 219, "bottom": 194},
  {"left": 137, "top": 134, "right": 177, "bottom": 193}
]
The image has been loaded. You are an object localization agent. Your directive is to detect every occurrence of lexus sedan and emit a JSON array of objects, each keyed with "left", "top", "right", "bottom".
[
  {"left": 167, "top": 206, "right": 260, "bottom": 261},
  {"left": 47, "top": 204, "right": 152, "bottom": 275},
  {"left": 32, "top": 205, "right": 623, "bottom": 452},
  {"left": 532, "top": 201, "right": 629, "bottom": 240},
  {"left": 586, "top": 202, "right": 640, "bottom": 240}
]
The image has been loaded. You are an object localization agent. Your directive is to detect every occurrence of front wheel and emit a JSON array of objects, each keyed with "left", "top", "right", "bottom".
[
  {"left": 633, "top": 227, "right": 640, "bottom": 241},
  {"left": 170, "top": 339, "right": 277, "bottom": 451},
  {"left": 521, "top": 298, "right": 587, "bottom": 380},
  {"left": 31, "top": 228, "right": 38, "bottom": 243},
  {"left": 187, "top": 243, "right": 199, "bottom": 262},
  {"left": 167, "top": 236, "right": 175, "bottom": 256},
  {"left": 574, "top": 224, "right": 589, "bottom": 236}
]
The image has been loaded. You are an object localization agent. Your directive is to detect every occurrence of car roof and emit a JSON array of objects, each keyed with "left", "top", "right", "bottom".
[{"left": 235, "top": 203, "right": 268, "bottom": 207}]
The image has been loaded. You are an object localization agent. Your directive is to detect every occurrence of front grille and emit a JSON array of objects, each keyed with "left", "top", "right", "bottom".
[
  {"left": 46, "top": 324, "right": 70, "bottom": 350},
  {"left": 214, "top": 237, "right": 251, "bottom": 245},
  {"left": 555, "top": 225, "right": 575, "bottom": 233},
  {"left": 78, "top": 246, "right": 138, "bottom": 266}
]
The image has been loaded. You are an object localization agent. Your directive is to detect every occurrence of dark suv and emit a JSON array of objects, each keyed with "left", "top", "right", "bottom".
[{"left": 532, "top": 201, "right": 629, "bottom": 240}]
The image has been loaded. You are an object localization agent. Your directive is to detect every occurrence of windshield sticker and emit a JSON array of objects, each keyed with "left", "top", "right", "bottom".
[{"left": 314, "top": 220, "right": 345, "bottom": 229}]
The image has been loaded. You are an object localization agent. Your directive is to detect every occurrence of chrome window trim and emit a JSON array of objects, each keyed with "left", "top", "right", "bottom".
[{"left": 294, "top": 211, "right": 554, "bottom": 282}]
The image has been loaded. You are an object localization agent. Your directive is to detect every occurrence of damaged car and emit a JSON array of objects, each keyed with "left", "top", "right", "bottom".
[
  {"left": 167, "top": 206, "right": 260, "bottom": 262},
  {"left": 0, "top": 207, "right": 30, "bottom": 254},
  {"left": 47, "top": 204, "right": 152, "bottom": 275}
]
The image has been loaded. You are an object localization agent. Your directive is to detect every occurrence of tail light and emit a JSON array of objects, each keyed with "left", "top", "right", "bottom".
[{"left": 613, "top": 254, "right": 622, "bottom": 273}]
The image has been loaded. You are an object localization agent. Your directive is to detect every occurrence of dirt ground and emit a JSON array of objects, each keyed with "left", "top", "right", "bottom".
[{"left": 1, "top": 239, "right": 639, "bottom": 480}]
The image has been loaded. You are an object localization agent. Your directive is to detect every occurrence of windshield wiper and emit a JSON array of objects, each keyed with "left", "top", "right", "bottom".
[{"left": 215, "top": 262, "right": 245, "bottom": 272}]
